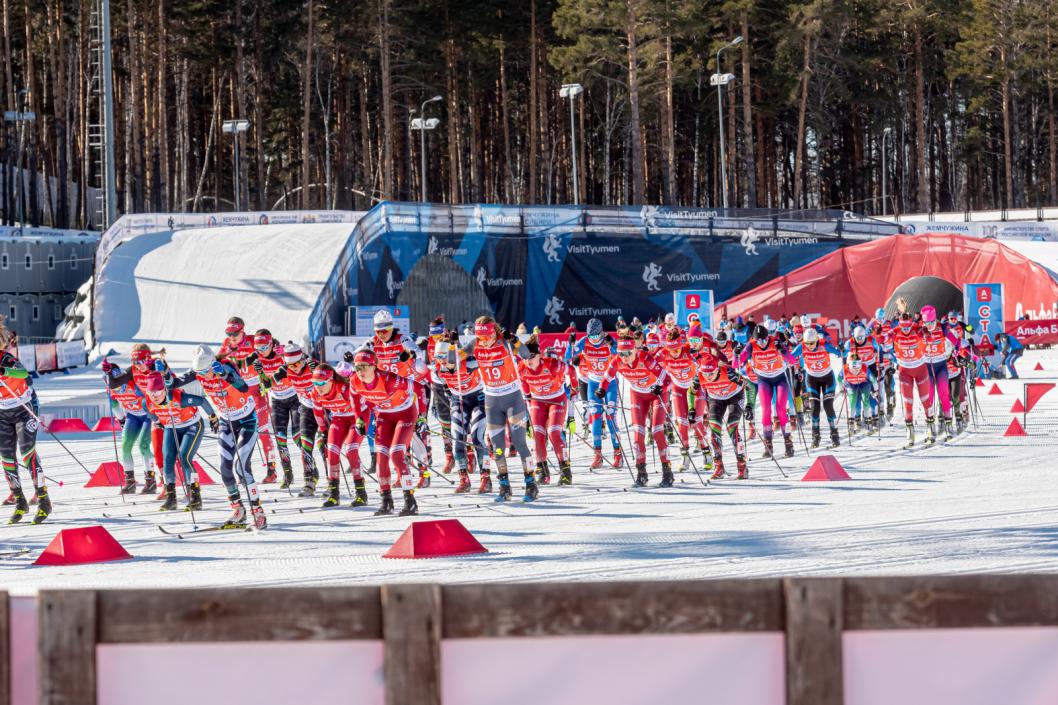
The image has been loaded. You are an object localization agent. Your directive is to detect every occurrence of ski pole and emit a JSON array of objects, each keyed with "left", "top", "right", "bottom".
[{"left": 656, "top": 398, "right": 708, "bottom": 487}]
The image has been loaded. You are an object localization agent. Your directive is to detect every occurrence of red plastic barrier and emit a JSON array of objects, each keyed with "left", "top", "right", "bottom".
[
  {"left": 34, "top": 526, "right": 132, "bottom": 566},
  {"left": 92, "top": 417, "right": 122, "bottom": 432},
  {"left": 47, "top": 417, "right": 91, "bottom": 433},
  {"left": 383, "top": 519, "right": 488, "bottom": 559},
  {"left": 801, "top": 455, "right": 852, "bottom": 481}
]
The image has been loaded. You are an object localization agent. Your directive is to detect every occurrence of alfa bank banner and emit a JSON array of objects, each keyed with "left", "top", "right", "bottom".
[{"left": 1006, "top": 319, "right": 1058, "bottom": 345}]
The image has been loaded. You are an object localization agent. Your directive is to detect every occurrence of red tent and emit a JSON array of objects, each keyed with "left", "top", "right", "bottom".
[{"left": 717, "top": 233, "right": 1058, "bottom": 327}]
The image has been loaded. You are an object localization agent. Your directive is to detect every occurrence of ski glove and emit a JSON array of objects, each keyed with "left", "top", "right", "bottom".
[
  {"left": 154, "top": 359, "right": 166, "bottom": 372},
  {"left": 399, "top": 350, "right": 411, "bottom": 362},
  {"left": 253, "top": 360, "right": 263, "bottom": 375},
  {"left": 343, "top": 351, "right": 355, "bottom": 363},
  {"left": 651, "top": 385, "right": 664, "bottom": 397},
  {"left": 209, "top": 360, "right": 225, "bottom": 376},
  {"left": 594, "top": 387, "right": 606, "bottom": 400},
  {"left": 101, "top": 360, "right": 114, "bottom": 373},
  {"left": 208, "top": 415, "right": 220, "bottom": 434},
  {"left": 355, "top": 417, "right": 367, "bottom": 436}
]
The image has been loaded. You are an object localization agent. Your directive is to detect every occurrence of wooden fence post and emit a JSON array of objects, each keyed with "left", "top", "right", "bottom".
[
  {"left": 382, "top": 584, "right": 441, "bottom": 705},
  {"left": 38, "top": 590, "right": 97, "bottom": 705},
  {"left": 785, "top": 577, "right": 844, "bottom": 705},
  {"left": 0, "top": 592, "right": 9, "bottom": 705}
]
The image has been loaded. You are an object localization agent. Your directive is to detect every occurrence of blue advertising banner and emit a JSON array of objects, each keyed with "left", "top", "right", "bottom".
[
  {"left": 673, "top": 290, "right": 715, "bottom": 332},
  {"left": 963, "top": 283, "right": 1005, "bottom": 341}
]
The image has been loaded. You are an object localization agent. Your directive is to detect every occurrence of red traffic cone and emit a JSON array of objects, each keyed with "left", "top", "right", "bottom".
[
  {"left": 801, "top": 454, "right": 852, "bottom": 481},
  {"left": 1003, "top": 418, "right": 1027, "bottom": 437},
  {"left": 85, "top": 461, "right": 125, "bottom": 487},
  {"left": 34, "top": 526, "right": 132, "bottom": 566},
  {"left": 988, "top": 383, "right": 1003, "bottom": 395},
  {"left": 1010, "top": 399, "right": 1025, "bottom": 413},
  {"left": 1034, "top": 362, "right": 1044, "bottom": 371},
  {"left": 383, "top": 519, "right": 488, "bottom": 559},
  {"left": 92, "top": 416, "right": 122, "bottom": 432}
]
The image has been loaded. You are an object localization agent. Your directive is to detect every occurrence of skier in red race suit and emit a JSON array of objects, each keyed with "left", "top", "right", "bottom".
[
  {"left": 517, "top": 335, "right": 572, "bottom": 486},
  {"left": 217, "top": 316, "right": 279, "bottom": 482},
  {"left": 597, "top": 337, "right": 673, "bottom": 489},
  {"left": 345, "top": 350, "right": 421, "bottom": 516},
  {"left": 309, "top": 363, "right": 370, "bottom": 509}
]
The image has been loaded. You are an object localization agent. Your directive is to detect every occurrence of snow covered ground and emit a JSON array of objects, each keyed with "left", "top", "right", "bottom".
[{"left": 3, "top": 349, "right": 1057, "bottom": 594}]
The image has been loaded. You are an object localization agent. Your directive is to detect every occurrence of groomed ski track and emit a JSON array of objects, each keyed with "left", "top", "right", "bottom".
[{"left": 3, "top": 350, "right": 1057, "bottom": 594}]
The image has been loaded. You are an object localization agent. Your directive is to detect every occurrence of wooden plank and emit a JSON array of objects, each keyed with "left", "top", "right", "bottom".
[
  {"left": 383, "top": 584, "right": 441, "bottom": 705},
  {"left": 784, "top": 578, "right": 844, "bottom": 705},
  {"left": 442, "top": 580, "right": 783, "bottom": 637},
  {"left": 39, "top": 590, "right": 97, "bottom": 705},
  {"left": 97, "top": 587, "right": 382, "bottom": 642},
  {"left": 845, "top": 575, "right": 1058, "bottom": 630},
  {"left": 0, "top": 592, "right": 8, "bottom": 705}
]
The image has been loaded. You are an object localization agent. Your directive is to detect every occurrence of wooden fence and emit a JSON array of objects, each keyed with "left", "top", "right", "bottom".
[{"left": 9, "top": 574, "right": 1058, "bottom": 705}]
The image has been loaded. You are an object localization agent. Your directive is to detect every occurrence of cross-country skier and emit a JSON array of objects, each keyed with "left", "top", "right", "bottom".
[
  {"left": 345, "top": 350, "right": 420, "bottom": 515},
  {"left": 946, "top": 325, "right": 976, "bottom": 433},
  {"left": 0, "top": 329, "right": 50, "bottom": 524},
  {"left": 269, "top": 344, "right": 321, "bottom": 496},
  {"left": 102, "top": 352, "right": 159, "bottom": 494},
  {"left": 892, "top": 312, "right": 934, "bottom": 447},
  {"left": 844, "top": 325, "right": 882, "bottom": 431},
  {"left": 792, "top": 327, "right": 843, "bottom": 448},
  {"left": 656, "top": 328, "right": 706, "bottom": 472},
  {"left": 597, "top": 337, "right": 672, "bottom": 488},
  {"left": 173, "top": 345, "right": 267, "bottom": 530},
  {"left": 103, "top": 343, "right": 166, "bottom": 494},
  {"left": 570, "top": 318, "right": 622, "bottom": 470},
  {"left": 843, "top": 355, "right": 877, "bottom": 432},
  {"left": 921, "top": 305, "right": 960, "bottom": 441},
  {"left": 460, "top": 316, "right": 537, "bottom": 502},
  {"left": 518, "top": 335, "right": 571, "bottom": 485},
  {"left": 142, "top": 370, "right": 215, "bottom": 511},
  {"left": 433, "top": 337, "right": 491, "bottom": 494},
  {"left": 739, "top": 324, "right": 798, "bottom": 458},
  {"left": 218, "top": 316, "right": 279, "bottom": 482},
  {"left": 696, "top": 355, "right": 749, "bottom": 480},
  {"left": 426, "top": 317, "right": 456, "bottom": 474},
  {"left": 310, "top": 363, "right": 370, "bottom": 508},
  {"left": 252, "top": 330, "right": 298, "bottom": 489}
]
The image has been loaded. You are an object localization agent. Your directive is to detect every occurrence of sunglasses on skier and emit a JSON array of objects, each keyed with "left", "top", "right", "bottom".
[
  {"left": 312, "top": 379, "right": 329, "bottom": 387},
  {"left": 354, "top": 364, "right": 374, "bottom": 372}
]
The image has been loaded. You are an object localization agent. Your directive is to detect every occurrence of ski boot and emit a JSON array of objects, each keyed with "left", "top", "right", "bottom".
[
  {"left": 590, "top": 448, "right": 604, "bottom": 470},
  {"left": 535, "top": 462, "right": 551, "bottom": 485},
  {"left": 322, "top": 479, "right": 341, "bottom": 508},
  {"left": 829, "top": 427, "right": 841, "bottom": 449},
  {"left": 250, "top": 501, "right": 267, "bottom": 530},
  {"left": 442, "top": 451, "right": 455, "bottom": 474},
  {"left": 664, "top": 423, "right": 676, "bottom": 446},
  {"left": 478, "top": 473, "right": 493, "bottom": 494},
  {"left": 701, "top": 446, "right": 713, "bottom": 472},
  {"left": 417, "top": 470, "right": 431, "bottom": 489},
  {"left": 157, "top": 483, "right": 168, "bottom": 502},
  {"left": 611, "top": 447, "right": 624, "bottom": 469},
  {"left": 761, "top": 436, "right": 774, "bottom": 459},
  {"left": 658, "top": 462, "right": 674, "bottom": 488},
  {"left": 159, "top": 483, "right": 178, "bottom": 511},
  {"left": 943, "top": 418, "right": 955, "bottom": 442},
  {"left": 399, "top": 490, "right": 418, "bottom": 516},
  {"left": 279, "top": 466, "right": 295, "bottom": 489},
  {"left": 32, "top": 488, "right": 51, "bottom": 524},
  {"left": 298, "top": 473, "right": 318, "bottom": 498},
  {"left": 736, "top": 455, "right": 749, "bottom": 480},
  {"left": 121, "top": 471, "right": 137, "bottom": 494},
  {"left": 904, "top": 422, "right": 915, "bottom": 449},
  {"left": 559, "top": 460, "right": 573, "bottom": 486},
  {"left": 454, "top": 471, "right": 472, "bottom": 494},
  {"left": 1, "top": 492, "right": 15, "bottom": 505},
  {"left": 634, "top": 462, "right": 649, "bottom": 487},
  {"left": 7, "top": 491, "right": 28, "bottom": 524},
  {"left": 141, "top": 470, "right": 157, "bottom": 495},
  {"left": 925, "top": 417, "right": 937, "bottom": 445},
  {"left": 748, "top": 422, "right": 758, "bottom": 440},
  {"left": 352, "top": 479, "right": 368, "bottom": 506},
  {"left": 374, "top": 489, "right": 395, "bottom": 516},
  {"left": 495, "top": 474, "right": 513, "bottom": 502},
  {"left": 783, "top": 434, "right": 795, "bottom": 458},
  {"left": 185, "top": 482, "right": 202, "bottom": 511},
  {"left": 811, "top": 427, "right": 821, "bottom": 449},
  {"left": 710, "top": 458, "right": 726, "bottom": 480},
  {"left": 678, "top": 448, "right": 691, "bottom": 473},
  {"left": 523, "top": 476, "right": 539, "bottom": 502},
  {"left": 262, "top": 462, "right": 278, "bottom": 484},
  {"left": 222, "top": 500, "right": 247, "bottom": 528}
]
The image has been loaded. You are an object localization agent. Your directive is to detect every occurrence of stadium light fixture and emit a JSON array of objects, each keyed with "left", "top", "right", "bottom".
[
  {"left": 222, "top": 119, "right": 251, "bottom": 211},
  {"left": 560, "top": 83, "right": 584, "bottom": 204},
  {"left": 715, "top": 37, "right": 743, "bottom": 210},
  {"left": 412, "top": 96, "right": 443, "bottom": 202}
]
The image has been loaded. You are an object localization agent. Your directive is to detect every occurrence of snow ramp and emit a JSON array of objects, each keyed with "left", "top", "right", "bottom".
[{"left": 93, "top": 222, "right": 358, "bottom": 355}]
